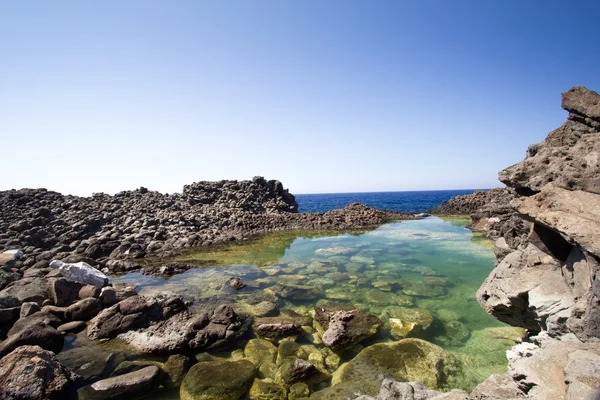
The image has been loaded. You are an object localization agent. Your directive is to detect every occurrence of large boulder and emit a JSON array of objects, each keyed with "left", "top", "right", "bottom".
[
  {"left": 0, "top": 345, "right": 78, "bottom": 400},
  {"left": 328, "top": 339, "right": 464, "bottom": 397},
  {"left": 180, "top": 359, "right": 256, "bottom": 400}
]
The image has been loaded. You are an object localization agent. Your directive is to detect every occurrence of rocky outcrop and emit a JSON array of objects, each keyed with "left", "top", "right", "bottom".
[
  {"left": 472, "top": 87, "right": 600, "bottom": 399},
  {"left": 499, "top": 87, "right": 600, "bottom": 195},
  {"left": 0, "top": 345, "right": 79, "bottom": 400}
]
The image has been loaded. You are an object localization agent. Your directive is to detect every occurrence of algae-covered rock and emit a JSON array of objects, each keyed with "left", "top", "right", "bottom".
[
  {"left": 248, "top": 378, "right": 287, "bottom": 399},
  {"left": 330, "top": 338, "right": 464, "bottom": 396},
  {"left": 402, "top": 283, "right": 447, "bottom": 297},
  {"left": 365, "top": 289, "right": 413, "bottom": 306},
  {"left": 437, "top": 320, "right": 471, "bottom": 346},
  {"left": 380, "top": 306, "right": 433, "bottom": 339},
  {"left": 180, "top": 359, "right": 256, "bottom": 400},
  {"left": 163, "top": 354, "right": 195, "bottom": 388},
  {"left": 288, "top": 382, "right": 310, "bottom": 399},
  {"left": 275, "top": 358, "right": 331, "bottom": 389},
  {"left": 245, "top": 338, "right": 278, "bottom": 366}
]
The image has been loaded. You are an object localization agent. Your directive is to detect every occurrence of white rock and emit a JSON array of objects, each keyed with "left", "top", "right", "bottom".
[
  {"left": 3, "top": 249, "right": 24, "bottom": 259},
  {"left": 49, "top": 260, "right": 108, "bottom": 287}
]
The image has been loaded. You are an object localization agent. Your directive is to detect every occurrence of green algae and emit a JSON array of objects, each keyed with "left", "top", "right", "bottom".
[
  {"left": 108, "top": 217, "right": 519, "bottom": 395},
  {"left": 142, "top": 229, "right": 368, "bottom": 268}
]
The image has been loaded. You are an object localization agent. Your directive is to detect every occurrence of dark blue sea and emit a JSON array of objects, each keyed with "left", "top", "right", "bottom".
[{"left": 295, "top": 189, "right": 485, "bottom": 213}]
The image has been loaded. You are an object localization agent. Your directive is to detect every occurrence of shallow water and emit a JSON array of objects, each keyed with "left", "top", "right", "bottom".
[{"left": 72, "top": 217, "right": 523, "bottom": 397}]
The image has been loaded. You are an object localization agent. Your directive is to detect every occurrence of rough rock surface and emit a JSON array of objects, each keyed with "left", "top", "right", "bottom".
[
  {"left": 117, "top": 303, "right": 251, "bottom": 353},
  {"left": 0, "top": 345, "right": 79, "bottom": 400},
  {"left": 471, "top": 87, "right": 600, "bottom": 399},
  {"left": 500, "top": 87, "right": 600, "bottom": 195},
  {"left": 353, "top": 379, "right": 469, "bottom": 400}
]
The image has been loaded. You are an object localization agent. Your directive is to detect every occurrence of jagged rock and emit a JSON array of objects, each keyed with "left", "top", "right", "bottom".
[
  {"left": 314, "top": 305, "right": 381, "bottom": 351},
  {"left": 502, "top": 335, "right": 600, "bottom": 400},
  {"left": 514, "top": 186, "right": 600, "bottom": 258},
  {"left": 0, "top": 345, "right": 78, "bottom": 400},
  {"left": 500, "top": 87, "right": 600, "bottom": 195},
  {"left": 180, "top": 359, "right": 256, "bottom": 400},
  {"left": 50, "top": 260, "right": 109, "bottom": 288},
  {"left": 117, "top": 304, "right": 250, "bottom": 354},
  {"left": 87, "top": 294, "right": 185, "bottom": 340},
  {"left": 0, "top": 269, "right": 21, "bottom": 291},
  {"left": 476, "top": 242, "right": 597, "bottom": 337},
  {"left": 77, "top": 365, "right": 162, "bottom": 400}
]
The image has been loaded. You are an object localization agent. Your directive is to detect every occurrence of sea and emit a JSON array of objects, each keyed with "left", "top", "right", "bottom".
[{"left": 295, "top": 189, "right": 484, "bottom": 213}]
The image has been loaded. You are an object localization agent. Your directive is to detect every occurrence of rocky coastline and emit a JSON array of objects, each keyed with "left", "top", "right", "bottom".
[
  {"left": 429, "top": 86, "right": 600, "bottom": 399},
  {"left": 1, "top": 86, "right": 599, "bottom": 400},
  {"left": 0, "top": 177, "right": 416, "bottom": 276}
]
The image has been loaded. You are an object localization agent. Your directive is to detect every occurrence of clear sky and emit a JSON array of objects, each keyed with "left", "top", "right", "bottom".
[{"left": 1, "top": 1, "right": 599, "bottom": 195}]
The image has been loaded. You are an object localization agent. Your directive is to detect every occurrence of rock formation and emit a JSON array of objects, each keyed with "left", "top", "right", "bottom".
[{"left": 459, "top": 87, "right": 600, "bottom": 400}]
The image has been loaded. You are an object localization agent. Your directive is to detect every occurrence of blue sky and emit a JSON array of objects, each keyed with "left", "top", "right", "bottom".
[{"left": 1, "top": 1, "right": 599, "bottom": 195}]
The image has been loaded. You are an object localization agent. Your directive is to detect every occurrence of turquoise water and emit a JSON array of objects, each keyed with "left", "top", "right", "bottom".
[{"left": 105, "top": 217, "right": 524, "bottom": 395}]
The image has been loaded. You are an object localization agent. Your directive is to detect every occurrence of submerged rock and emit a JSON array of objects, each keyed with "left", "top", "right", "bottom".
[
  {"left": 180, "top": 360, "right": 256, "bottom": 400},
  {"left": 314, "top": 304, "right": 381, "bottom": 352},
  {"left": 380, "top": 306, "right": 433, "bottom": 339},
  {"left": 329, "top": 339, "right": 464, "bottom": 397},
  {"left": 254, "top": 317, "right": 301, "bottom": 340}
]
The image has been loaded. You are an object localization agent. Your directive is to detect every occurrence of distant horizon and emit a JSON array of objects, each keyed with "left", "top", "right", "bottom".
[{"left": 0, "top": 180, "right": 497, "bottom": 197}]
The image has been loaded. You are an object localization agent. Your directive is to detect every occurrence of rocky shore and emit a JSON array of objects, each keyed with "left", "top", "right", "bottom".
[
  {"left": 430, "top": 86, "right": 600, "bottom": 399},
  {"left": 2, "top": 86, "right": 599, "bottom": 400}
]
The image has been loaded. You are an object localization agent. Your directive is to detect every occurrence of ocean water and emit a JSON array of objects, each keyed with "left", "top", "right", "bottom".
[
  {"left": 83, "top": 216, "right": 524, "bottom": 398},
  {"left": 295, "top": 189, "right": 486, "bottom": 213}
]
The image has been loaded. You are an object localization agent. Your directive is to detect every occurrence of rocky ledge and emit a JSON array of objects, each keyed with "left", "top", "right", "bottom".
[{"left": 426, "top": 86, "right": 600, "bottom": 400}]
